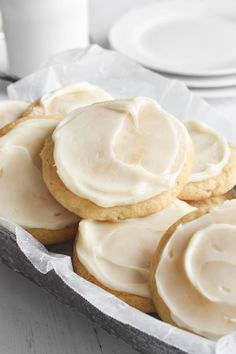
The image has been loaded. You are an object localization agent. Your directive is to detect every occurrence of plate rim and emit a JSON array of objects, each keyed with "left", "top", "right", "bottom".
[
  {"left": 162, "top": 72, "right": 236, "bottom": 89},
  {"left": 109, "top": 0, "right": 236, "bottom": 77},
  {"left": 191, "top": 85, "right": 236, "bottom": 99}
]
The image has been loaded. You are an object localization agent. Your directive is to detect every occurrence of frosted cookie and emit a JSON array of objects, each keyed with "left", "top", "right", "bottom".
[
  {"left": 0, "top": 117, "right": 79, "bottom": 245},
  {"left": 22, "top": 82, "right": 112, "bottom": 117},
  {"left": 179, "top": 121, "right": 236, "bottom": 201},
  {"left": 188, "top": 193, "right": 234, "bottom": 209},
  {"left": 41, "top": 97, "right": 194, "bottom": 221},
  {"left": 0, "top": 100, "right": 29, "bottom": 128},
  {"left": 150, "top": 199, "right": 236, "bottom": 339},
  {"left": 73, "top": 199, "right": 195, "bottom": 313}
]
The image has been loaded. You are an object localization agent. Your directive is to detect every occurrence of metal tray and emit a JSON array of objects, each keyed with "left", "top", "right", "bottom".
[{"left": 0, "top": 225, "right": 185, "bottom": 354}]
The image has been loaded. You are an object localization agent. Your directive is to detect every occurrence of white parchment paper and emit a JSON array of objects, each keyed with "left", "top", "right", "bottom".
[{"left": 4, "top": 45, "right": 236, "bottom": 354}]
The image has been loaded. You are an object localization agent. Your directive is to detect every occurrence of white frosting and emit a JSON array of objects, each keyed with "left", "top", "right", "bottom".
[
  {"left": 156, "top": 199, "right": 236, "bottom": 339},
  {"left": 0, "top": 118, "right": 78, "bottom": 229},
  {"left": 40, "top": 82, "right": 112, "bottom": 116},
  {"left": 76, "top": 199, "right": 195, "bottom": 298},
  {"left": 0, "top": 100, "right": 29, "bottom": 128},
  {"left": 186, "top": 121, "right": 230, "bottom": 182},
  {"left": 53, "top": 97, "right": 191, "bottom": 207}
]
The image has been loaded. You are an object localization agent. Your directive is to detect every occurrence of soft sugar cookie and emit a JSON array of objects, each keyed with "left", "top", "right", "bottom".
[
  {"left": 179, "top": 121, "right": 236, "bottom": 201},
  {"left": 22, "top": 82, "right": 112, "bottom": 118},
  {"left": 187, "top": 192, "right": 234, "bottom": 209},
  {"left": 0, "top": 100, "right": 29, "bottom": 128},
  {"left": 0, "top": 117, "right": 79, "bottom": 245},
  {"left": 73, "top": 199, "right": 195, "bottom": 312},
  {"left": 41, "top": 97, "right": 194, "bottom": 221},
  {"left": 150, "top": 199, "right": 236, "bottom": 339}
]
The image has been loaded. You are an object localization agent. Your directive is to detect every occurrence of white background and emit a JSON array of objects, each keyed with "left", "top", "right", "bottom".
[{"left": 0, "top": 1, "right": 236, "bottom": 353}]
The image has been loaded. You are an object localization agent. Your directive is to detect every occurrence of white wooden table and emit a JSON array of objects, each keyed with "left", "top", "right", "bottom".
[
  {"left": 0, "top": 261, "right": 140, "bottom": 354},
  {"left": 1, "top": 1, "right": 236, "bottom": 353}
]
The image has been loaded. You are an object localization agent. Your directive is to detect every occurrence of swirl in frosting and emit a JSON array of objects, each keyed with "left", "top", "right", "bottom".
[
  {"left": 40, "top": 82, "right": 112, "bottom": 116},
  {"left": 53, "top": 97, "right": 192, "bottom": 207},
  {"left": 76, "top": 199, "right": 195, "bottom": 297},
  {"left": 186, "top": 121, "right": 230, "bottom": 182},
  {"left": 155, "top": 199, "right": 236, "bottom": 339}
]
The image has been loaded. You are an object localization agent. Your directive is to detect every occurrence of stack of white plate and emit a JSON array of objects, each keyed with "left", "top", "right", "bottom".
[{"left": 109, "top": 0, "right": 236, "bottom": 99}]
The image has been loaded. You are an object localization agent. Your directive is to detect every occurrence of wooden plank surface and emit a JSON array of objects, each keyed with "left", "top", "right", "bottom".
[{"left": 0, "top": 261, "right": 139, "bottom": 354}]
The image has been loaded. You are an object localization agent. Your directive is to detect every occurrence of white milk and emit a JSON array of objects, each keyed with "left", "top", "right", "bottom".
[{"left": 0, "top": 0, "right": 89, "bottom": 77}]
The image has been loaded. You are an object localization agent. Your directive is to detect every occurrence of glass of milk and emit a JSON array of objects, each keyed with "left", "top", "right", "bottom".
[{"left": 0, "top": 0, "right": 89, "bottom": 77}]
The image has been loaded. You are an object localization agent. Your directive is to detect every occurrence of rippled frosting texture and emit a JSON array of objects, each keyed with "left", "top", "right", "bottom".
[
  {"left": 186, "top": 121, "right": 230, "bottom": 182},
  {"left": 53, "top": 97, "right": 191, "bottom": 207},
  {"left": 0, "top": 100, "right": 29, "bottom": 128},
  {"left": 0, "top": 119, "right": 78, "bottom": 229},
  {"left": 76, "top": 200, "right": 195, "bottom": 297},
  {"left": 156, "top": 200, "right": 236, "bottom": 339},
  {"left": 40, "top": 82, "right": 112, "bottom": 116}
]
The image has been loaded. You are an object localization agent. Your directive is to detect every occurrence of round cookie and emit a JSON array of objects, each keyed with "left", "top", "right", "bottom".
[
  {"left": 72, "top": 200, "right": 195, "bottom": 313},
  {"left": 0, "top": 114, "right": 53, "bottom": 137},
  {"left": 180, "top": 145, "right": 236, "bottom": 201},
  {"left": 41, "top": 98, "right": 194, "bottom": 221},
  {"left": 149, "top": 209, "right": 208, "bottom": 328},
  {"left": 0, "top": 100, "right": 29, "bottom": 128},
  {"left": 21, "top": 82, "right": 112, "bottom": 118},
  {"left": 179, "top": 121, "right": 236, "bottom": 201},
  {"left": 73, "top": 245, "right": 155, "bottom": 313},
  {"left": 0, "top": 116, "right": 79, "bottom": 245},
  {"left": 150, "top": 200, "right": 236, "bottom": 339},
  {"left": 28, "top": 223, "right": 78, "bottom": 245},
  {"left": 187, "top": 192, "right": 234, "bottom": 209},
  {"left": 21, "top": 99, "right": 49, "bottom": 118}
]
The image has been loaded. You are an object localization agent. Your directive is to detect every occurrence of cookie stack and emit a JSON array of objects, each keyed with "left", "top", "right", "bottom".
[
  {"left": 0, "top": 82, "right": 111, "bottom": 244},
  {"left": 1, "top": 82, "right": 236, "bottom": 340}
]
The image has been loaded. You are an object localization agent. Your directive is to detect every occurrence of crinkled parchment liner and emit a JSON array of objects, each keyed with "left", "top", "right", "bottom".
[{"left": 4, "top": 45, "right": 236, "bottom": 354}]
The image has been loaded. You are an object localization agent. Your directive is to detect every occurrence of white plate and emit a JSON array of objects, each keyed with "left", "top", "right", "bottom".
[
  {"left": 191, "top": 86, "right": 236, "bottom": 99},
  {"left": 162, "top": 72, "right": 236, "bottom": 89},
  {"left": 109, "top": 0, "right": 236, "bottom": 77}
]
